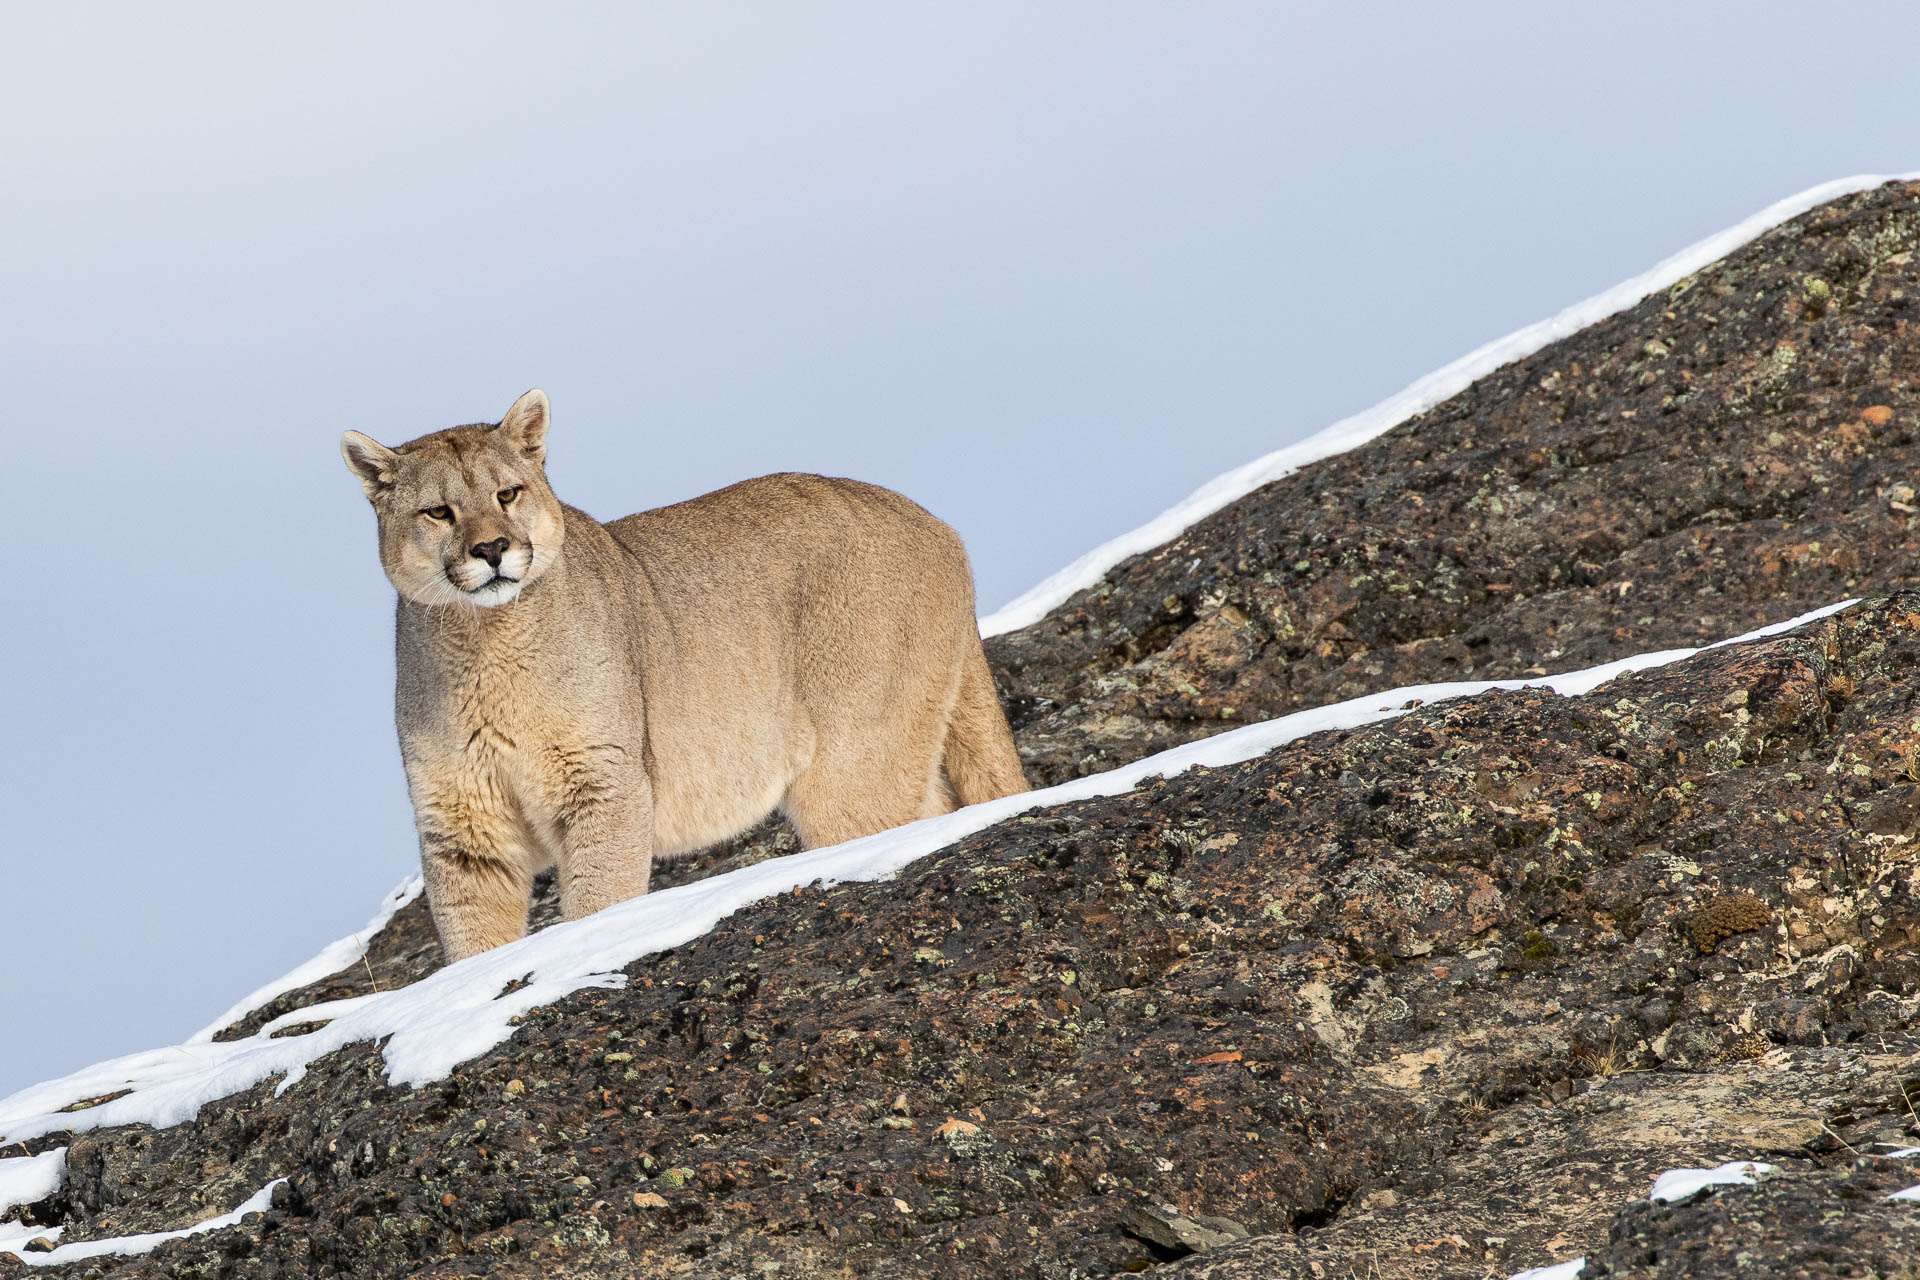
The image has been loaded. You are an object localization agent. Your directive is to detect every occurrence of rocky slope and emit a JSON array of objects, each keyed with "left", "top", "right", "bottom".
[
  {"left": 991, "top": 178, "right": 1920, "bottom": 784},
  {"left": 7, "top": 179, "right": 1920, "bottom": 1278}
]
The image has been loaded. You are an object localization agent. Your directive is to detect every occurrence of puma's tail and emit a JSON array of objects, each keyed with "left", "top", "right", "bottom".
[{"left": 943, "top": 644, "right": 1029, "bottom": 806}]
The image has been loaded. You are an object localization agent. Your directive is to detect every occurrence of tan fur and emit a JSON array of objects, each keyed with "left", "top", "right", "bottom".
[{"left": 343, "top": 390, "right": 1026, "bottom": 961}]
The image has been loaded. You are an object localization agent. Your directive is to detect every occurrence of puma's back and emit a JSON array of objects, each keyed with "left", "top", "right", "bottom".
[
  {"left": 343, "top": 391, "right": 1026, "bottom": 960},
  {"left": 602, "top": 471, "right": 1023, "bottom": 855}
]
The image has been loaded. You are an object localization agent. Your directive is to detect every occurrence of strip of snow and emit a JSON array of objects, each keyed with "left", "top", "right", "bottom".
[
  {"left": 2, "top": 1179, "right": 283, "bottom": 1267},
  {"left": 185, "top": 875, "right": 423, "bottom": 1044},
  {"left": 977, "top": 171, "right": 1920, "bottom": 637},
  {"left": 1889, "top": 1184, "right": 1920, "bottom": 1201},
  {"left": 1508, "top": 1261, "right": 1585, "bottom": 1280},
  {"left": 0, "top": 599, "right": 1854, "bottom": 1146},
  {"left": 0, "top": 1149, "right": 64, "bottom": 1216},
  {"left": 255, "top": 993, "right": 382, "bottom": 1038},
  {"left": 0, "top": 1222, "right": 60, "bottom": 1261},
  {"left": 1650, "top": 1161, "right": 1774, "bottom": 1204}
]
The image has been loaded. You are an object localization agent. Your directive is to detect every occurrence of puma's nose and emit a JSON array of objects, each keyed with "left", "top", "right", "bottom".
[{"left": 470, "top": 537, "right": 510, "bottom": 568}]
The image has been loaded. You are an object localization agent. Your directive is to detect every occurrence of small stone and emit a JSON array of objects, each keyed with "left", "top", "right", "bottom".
[
  {"left": 1636, "top": 998, "right": 1673, "bottom": 1035},
  {"left": 23, "top": 1237, "right": 56, "bottom": 1254},
  {"left": 1120, "top": 1203, "right": 1249, "bottom": 1254},
  {"left": 1802, "top": 945, "right": 1858, "bottom": 998},
  {"left": 603, "top": 1052, "right": 634, "bottom": 1065},
  {"left": 503, "top": 1079, "right": 526, "bottom": 1098},
  {"left": 1861, "top": 404, "right": 1895, "bottom": 425},
  {"left": 1753, "top": 997, "right": 1827, "bottom": 1045},
  {"left": 633, "top": 1191, "right": 669, "bottom": 1209},
  {"left": 1803, "top": 276, "right": 1833, "bottom": 318}
]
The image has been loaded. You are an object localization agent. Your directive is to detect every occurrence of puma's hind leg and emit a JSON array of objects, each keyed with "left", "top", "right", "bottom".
[{"left": 780, "top": 707, "right": 951, "bottom": 849}]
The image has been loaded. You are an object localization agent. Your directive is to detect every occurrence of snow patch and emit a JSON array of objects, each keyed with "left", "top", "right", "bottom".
[
  {"left": 0, "top": 1221, "right": 61, "bottom": 1262},
  {"left": 1650, "top": 1161, "right": 1774, "bottom": 1204},
  {"left": 977, "top": 172, "right": 1919, "bottom": 637},
  {"left": 0, "top": 1148, "right": 64, "bottom": 1217},
  {"left": 186, "top": 875, "right": 423, "bottom": 1044},
  {"left": 1885, "top": 1149, "right": 1920, "bottom": 1202},
  {"left": 1508, "top": 1260, "right": 1585, "bottom": 1280},
  {"left": 0, "top": 600, "right": 1853, "bottom": 1147},
  {"left": 256, "top": 993, "right": 382, "bottom": 1039},
  {"left": 1, "top": 1180, "right": 283, "bottom": 1267}
]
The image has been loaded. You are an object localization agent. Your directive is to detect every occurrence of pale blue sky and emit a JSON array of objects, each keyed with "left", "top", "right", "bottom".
[{"left": 5, "top": 2, "right": 1918, "bottom": 1095}]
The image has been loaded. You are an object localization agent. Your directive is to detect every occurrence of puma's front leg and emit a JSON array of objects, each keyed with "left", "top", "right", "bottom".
[
  {"left": 413, "top": 787, "right": 535, "bottom": 963},
  {"left": 545, "top": 752, "right": 656, "bottom": 921},
  {"left": 545, "top": 744, "right": 654, "bottom": 921}
]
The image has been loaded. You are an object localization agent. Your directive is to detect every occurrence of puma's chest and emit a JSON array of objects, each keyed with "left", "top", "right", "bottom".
[
  {"left": 398, "top": 644, "right": 555, "bottom": 763},
  {"left": 446, "top": 659, "right": 552, "bottom": 756}
]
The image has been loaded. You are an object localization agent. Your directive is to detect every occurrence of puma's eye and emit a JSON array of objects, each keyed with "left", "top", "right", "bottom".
[
  {"left": 422, "top": 505, "right": 454, "bottom": 522},
  {"left": 497, "top": 486, "right": 523, "bottom": 506}
]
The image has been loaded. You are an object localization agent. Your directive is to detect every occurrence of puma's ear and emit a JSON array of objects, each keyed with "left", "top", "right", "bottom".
[
  {"left": 341, "top": 430, "right": 399, "bottom": 497},
  {"left": 498, "top": 388, "right": 550, "bottom": 462}
]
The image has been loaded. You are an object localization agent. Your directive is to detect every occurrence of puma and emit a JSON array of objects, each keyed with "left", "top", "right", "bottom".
[{"left": 342, "top": 390, "right": 1026, "bottom": 961}]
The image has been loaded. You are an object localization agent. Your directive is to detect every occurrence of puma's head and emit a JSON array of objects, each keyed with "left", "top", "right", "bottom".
[{"left": 341, "top": 389, "right": 567, "bottom": 608}]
